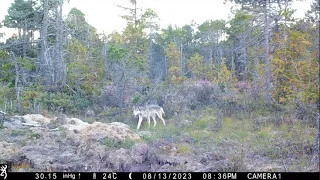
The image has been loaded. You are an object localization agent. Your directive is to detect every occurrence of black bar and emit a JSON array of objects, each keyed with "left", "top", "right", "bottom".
[{"left": 1, "top": 172, "right": 319, "bottom": 180}]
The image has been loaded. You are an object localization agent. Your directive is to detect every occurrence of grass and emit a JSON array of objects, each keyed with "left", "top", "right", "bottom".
[
  {"left": 10, "top": 130, "right": 26, "bottom": 137},
  {"left": 103, "top": 137, "right": 135, "bottom": 149},
  {"left": 12, "top": 162, "right": 32, "bottom": 172},
  {"left": 138, "top": 106, "right": 317, "bottom": 171},
  {"left": 177, "top": 143, "right": 192, "bottom": 154}
]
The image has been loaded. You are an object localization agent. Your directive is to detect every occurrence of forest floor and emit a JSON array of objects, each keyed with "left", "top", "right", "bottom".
[
  {"left": 124, "top": 107, "right": 318, "bottom": 172},
  {"left": 0, "top": 107, "right": 318, "bottom": 172}
]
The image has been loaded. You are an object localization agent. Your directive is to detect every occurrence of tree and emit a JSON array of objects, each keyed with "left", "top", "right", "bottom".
[
  {"left": 4, "top": 0, "right": 36, "bottom": 58},
  {"left": 118, "top": 1, "right": 159, "bottom": 75},
  {"left": 165, "top": 42, "right": 184, "bottom": 84},
  {"left": 227, "top": 0, "right": 279, "bottom": 105},
  {"left": 39, "top": 0, "right": 49, "bottom": 84},
  {"left": 54, "top": 0, "right": 66, "bottom": 86},
  {"left": 187, "top": 52, "right": 205, "bottom": 79},
  {"left": 65, "top": 8, "right": 105, "bottom": 96},
  {"left": 197, "top": 19, "right": 226, "bottom": 67},
  {"left": 227, "top": 10, "right": 255, "bottom": 81}
]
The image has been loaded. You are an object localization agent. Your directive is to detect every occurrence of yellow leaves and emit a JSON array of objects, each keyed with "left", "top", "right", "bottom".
[
  {"left": 217, "top": 59, "right": 231, "bottom": 84},
  {"left": 272, "top": 58, "right": 285, "bottom": 66},
  {"left": 188, "top": 53, "right": 205, "bottom": 79},
  {"left": 165, "top": 42, "right": 184, "bottom": 85},
  {"left": 170, "top": 75, "right": 185, "bottom": 85},
  {"left": 301, "top": 40, "right": 312, "bottom": 46},
  {"left": 169, "top": 66, "right": 181, "bottom": 77},
  {"left": 271, "top": 52, "right": 319, "bottom": 104},
  {"left": 279, "top": 97, "right": 286, "bottom": 103},
  {"left": 165, "top": 42, "right": 181, "bottom": 67}
]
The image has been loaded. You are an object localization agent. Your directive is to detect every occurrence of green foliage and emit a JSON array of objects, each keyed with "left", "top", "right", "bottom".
[
  {"left": 37, "top": 92, "right": 76, "bottom": 113},
  {"left": 187, "top": 52, "right": 205, "bottom": 79},
  {"left": 118, "top": 2, "right": 159, "bottom": 74},
  {"left": 0, "top": 83, "right": 15, "bottom": 104},
  {"left": 213, "top": 58, "right": 231, "bottom": 85},
  {"left": 0, "top": 50, "right": 10, "bottom": 59},
  {"left": 272, "top": 25, "right": 318, "bottom": 104},
  {"left": 3, "top": 0, "right": 36, "bottom": 29},
  {"left": 108, "top": 44, "right": 127, "bottom": 62},
  {"left": 228, "top": 10, "right": 252, "bottom": 35},
  {"left": 165, "top": 42, "right": 184, "bottom": 84},
  {"left": 30, "top": 132, "right": 41, "bottom": 139},
  {"left": 197, "top": 19, "right": 226, "bottom": 47},
  {"left": 132, "top": 95, "right": 140, "bottom": 104},
  {"left": 103, "top": 137, "right": 135, "bottom": 149},
  {"left": 66, "top": 38, "right": 104, "bottom": 96},
  {"left": 177, "top": 143, "right": 192, "bottom": 154},
  {"left": 18, "top": 57, "right": 36, "bottom": 71},
  {"left": 10, "top": 129, "right": 26, "bottom": 137}
]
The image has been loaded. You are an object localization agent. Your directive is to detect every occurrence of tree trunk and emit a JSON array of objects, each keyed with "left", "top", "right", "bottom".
[
  {"left": 103, "top": 41, "right": 109, "bottom": 81},
  {"left": 180, "top": 43, "right": 183, "bottom": 76},
  {"left": 40, "top": 0, "right": 49, "bottom": 85},
  {"left": 242, "top": 44, "right": 247, "bottom": 80},
  {"left": 11, "top": 51, "right": 22, "bottom": 114},
  {"left": 264, "top": 0, "right": 272, "bottom": 105},
  {"left": 55, "top": 0, "right": 65, "bottom": 86},
  {"left": 164, "top": 55, "right": 168, "bottom": 82},
  {"left": 230, "top": 54, "right": 235, "bottom": 84},
  {"left": 23, "top": 19, "right": 27, "bottom": 58},
  {"left": 210, "top": 46, "right": 213, "bottom": 70},
  {"left": 253, "top": 57, "right": 260, "bottom": 85}
]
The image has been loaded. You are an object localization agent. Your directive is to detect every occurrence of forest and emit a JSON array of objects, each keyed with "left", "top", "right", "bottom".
[{"left": 0, "top": 0, "right": 319, "bottom": 172}]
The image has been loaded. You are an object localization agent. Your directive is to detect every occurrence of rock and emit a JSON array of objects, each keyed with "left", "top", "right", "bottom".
[
  {"left": 47, "top": 114, "right": 67, "bottom": 129},
  {"left": 130, "top": 143, "right": 149, "bottom": 163},
  {"left": 0, "top": 141, "right": 21, "bottom": 161},
  {"left": 106, "top": 148, "right": 134, "bottom": 171},
  {"left": 85, "top": 109, "right": 95, "bottom": 117},
  {"left": 22, "top": 114, "right": 51, "bottom": 125},
  {"left": 3, "top": 117, "right": 24, "bottom": 129},
  {"left": 138, "top": 131, "right": 152, "bottom": 137},
  {"left": 62, "top": 118, "right": 89, "bottom": 131},
  {"left": 56, "top": 114, "right": 67, "bottom": 125},
  {"left": 82, "top": 122, "right": 140, "bottom": 142},
  {"left": 0, "top": 110, "right": 6, "bottom": 122},
  {"left": 108, "top": 122, "right": 130, "bottom": 129},
  {"left": 3, "top": 114, "right": 52, "bottom": 129},
  {"left": 1, "top": 113, "right": 231, "bottom": 172}
]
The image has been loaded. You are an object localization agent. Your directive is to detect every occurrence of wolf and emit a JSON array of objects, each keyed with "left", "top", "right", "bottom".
[{"left": 133, "top": 105, "right": 166, "bottom": 130}]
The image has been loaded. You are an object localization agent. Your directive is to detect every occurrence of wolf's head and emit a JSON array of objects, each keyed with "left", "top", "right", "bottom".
[{"left": 133, "top": 106, "right": 141, "bottom": 116}]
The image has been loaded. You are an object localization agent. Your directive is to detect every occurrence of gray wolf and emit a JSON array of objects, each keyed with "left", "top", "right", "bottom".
[{"left": 133, "top": 105, "right": 166, "bottom": 129}]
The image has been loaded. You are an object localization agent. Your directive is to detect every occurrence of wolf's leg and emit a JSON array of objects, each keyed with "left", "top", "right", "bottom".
[
  {"left": 147, "top": 116, "right": 151, "bottom": 128},
  {"left": 157, "top": 113, "right": 166, "bottom": 125},
  {"left": 137, "top": 116, "right": 143, "bottom": 130},
  {"left": 152, "top": 115, "right": 157, "bottom": 127}
]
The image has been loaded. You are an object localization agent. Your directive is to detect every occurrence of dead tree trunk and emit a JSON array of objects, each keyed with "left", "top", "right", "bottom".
[
  {"left": 11, "top": 51, "right": 22, "bottom": 114},
  {"left": 39, "top": 0, "right": 49, "bottom": 85},
  {"left": 55, "top": 0, "right": 65, "bottom": 86},
  {"left": 263, "top": 0, "right": 272, "bottom": 106}
]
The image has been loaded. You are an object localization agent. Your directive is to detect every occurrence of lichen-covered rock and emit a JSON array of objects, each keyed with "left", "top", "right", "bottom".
[
  {"left": 0, "top": 114, "right": 231, "bottom": 172},
  {"left": 82, "top": 122, "right": 140, "bottom": 142}
]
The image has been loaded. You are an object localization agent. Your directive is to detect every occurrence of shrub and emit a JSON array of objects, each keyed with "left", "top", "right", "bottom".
[
  {"left": 188, "top": 80, "right": 226, "bottom": 108},
  {"left": 36, "top": 92, "right": 79, "bottom": 114},
  {"left": 103, "top": 137, "right": 135, "bottom": 149}
]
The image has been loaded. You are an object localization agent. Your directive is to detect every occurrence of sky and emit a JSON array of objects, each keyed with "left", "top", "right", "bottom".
[{"left": 0, "top": 0, "right": 314, "bottom": 41}]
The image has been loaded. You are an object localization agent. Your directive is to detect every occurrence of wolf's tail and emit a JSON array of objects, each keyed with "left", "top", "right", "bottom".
[{"left": 160, "top": 107, "right": 165, "bottom": 116}]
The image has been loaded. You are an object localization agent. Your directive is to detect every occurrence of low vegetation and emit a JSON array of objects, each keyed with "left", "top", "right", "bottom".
[{"left": 0, "top": 0, "right": 318, "bottom": 173}]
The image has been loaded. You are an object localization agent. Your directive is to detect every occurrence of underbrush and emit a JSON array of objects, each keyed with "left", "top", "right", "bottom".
[{"left": 138, "top": 99, "right": 318, "bottom": 171}]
